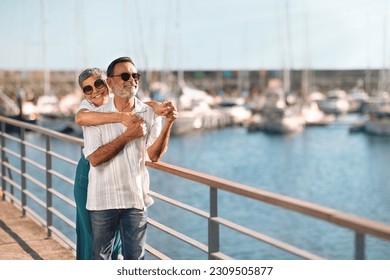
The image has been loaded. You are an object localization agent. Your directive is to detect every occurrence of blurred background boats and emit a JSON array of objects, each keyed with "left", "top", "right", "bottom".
[
  {"left": 35, "top": 95, "right": 72, "bottom": 132},
  {"left": 0, "top": 0, "right": 388, "bottom": 138},
  {"left": 2, "top": 68, "right": 390, "bottom": 137}
]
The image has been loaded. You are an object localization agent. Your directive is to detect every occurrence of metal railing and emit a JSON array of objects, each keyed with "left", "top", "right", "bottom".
[{"left": 1, "top": 116, "right": 390, "bottom": 260}]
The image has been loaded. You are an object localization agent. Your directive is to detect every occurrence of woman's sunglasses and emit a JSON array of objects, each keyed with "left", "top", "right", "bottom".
[
  {"left": 110, "top": 72, "right": 141, "bottom": 82},
  {"left": 82, "top": 78, "right": 105, "bottom": 95}
]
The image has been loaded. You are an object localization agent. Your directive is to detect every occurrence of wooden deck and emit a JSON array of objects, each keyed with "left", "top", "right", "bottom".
[{"left": 0, "top": 194, "right": 75, "bottom": 260}]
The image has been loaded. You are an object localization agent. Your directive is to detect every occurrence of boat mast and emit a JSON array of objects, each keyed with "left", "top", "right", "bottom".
[
  {"left": 364, "top": 9, "right": 371, "bottom": 94},
  {"left": 283, "top": 0, "right": 291, "bottom": 94},
  {"left": 75, "top": 0, "right": 86, "bottom": 79},
  {"left": 40, "top": 0, "right": 50, "bottom": 96},
  {"left": 378, "top": 0, "right": 389, "bottom": 94},
  {"left": 277, "top": 0, "right": 291, "bottom": 94},
  {"left": 301, "top": 0, "right": 310, "bottom": 104},
  {"left": 175, "top": 0, "right": 185, "bottom": 89}
]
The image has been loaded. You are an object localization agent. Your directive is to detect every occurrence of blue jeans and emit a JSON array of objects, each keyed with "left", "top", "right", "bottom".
[{"left": 89, "top": 208, "right": 147, "bottom": 260}]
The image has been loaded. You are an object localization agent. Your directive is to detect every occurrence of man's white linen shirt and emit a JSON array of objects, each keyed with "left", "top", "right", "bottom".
[{"left": 82, "top": 97, "right": 161, "bottom": 211}]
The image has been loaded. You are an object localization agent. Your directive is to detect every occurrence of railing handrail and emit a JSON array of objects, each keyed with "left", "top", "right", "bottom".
[
  {"left": 146, "top": 161, "right": 390, "bottom": 240},
  {"left": 0, "top": 116, "right": 83, "bottom": 145},
  {"left": 1, "top": 116, "right": 390, "bottom": 260}
]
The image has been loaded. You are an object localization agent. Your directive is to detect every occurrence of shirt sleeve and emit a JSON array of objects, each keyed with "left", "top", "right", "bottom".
[
  {"left": 82, "top": 125, "right": 103, "bottom": 159},
  {"left": 77, "top": 99, "right": 95, "bottom": 112},
  {"left": 146, "top": 115, "right": 162, "bottom": 149}
]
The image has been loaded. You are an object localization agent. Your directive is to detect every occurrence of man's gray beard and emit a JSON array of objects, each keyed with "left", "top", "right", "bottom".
[{"left": 118, "top": 87, "right": 137, "bottom": 98}]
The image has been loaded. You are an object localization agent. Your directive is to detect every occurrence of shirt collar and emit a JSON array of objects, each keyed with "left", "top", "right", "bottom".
[
  {"left": 133, "top": 97, "right": 148, "bottom": 114},
  {"left": 110, "top": 97, "right": 146, "bottom": 113}
]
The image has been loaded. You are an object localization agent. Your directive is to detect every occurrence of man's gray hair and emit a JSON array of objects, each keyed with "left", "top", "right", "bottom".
[{"left": 78, "top": 68, "right": 107, "bottom": 87}]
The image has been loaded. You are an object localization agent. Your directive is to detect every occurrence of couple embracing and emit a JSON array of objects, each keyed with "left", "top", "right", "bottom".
[{"left": 74, "top": 56, "right": 177, "bottom": 260}]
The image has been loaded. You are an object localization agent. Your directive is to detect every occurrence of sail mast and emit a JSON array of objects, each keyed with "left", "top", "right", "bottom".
[
  {"left": 283, "top": 0, "right": 291, "bottom": 94},
  {"left": 40, "top": 0, "right": 50, "bottom": 96}
]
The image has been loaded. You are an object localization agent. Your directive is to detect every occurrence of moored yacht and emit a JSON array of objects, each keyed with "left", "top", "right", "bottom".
[
  {"left": 362, "top": 93, "right": 390, "bottom": 136},
  {"left": 248, "top": 84, "right": 305, "bottom": 134},
  {"left": 36, "top": 95, "right": 73, "bottom": 132},
  {"left": 317, "top": 89, "right": 350, "bottom": 115}
]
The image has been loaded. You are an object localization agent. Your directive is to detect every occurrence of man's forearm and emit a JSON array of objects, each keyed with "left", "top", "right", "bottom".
[
  {"left": 147, "top": 121, "right": 174, "bottom": 162},
  {"left": 88, "top": 133, "right": 133, "bottom": 167},
  {"left": 86, "top": 117, "right": 146, "bottom": 167}
]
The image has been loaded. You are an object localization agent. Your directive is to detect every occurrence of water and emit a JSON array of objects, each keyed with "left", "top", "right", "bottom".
[
  {"left": 147, "top": 115, "right": 390, "bottom": 260},
  {"left": 4, "top": 116, "right": 390, "bottom": 259}
]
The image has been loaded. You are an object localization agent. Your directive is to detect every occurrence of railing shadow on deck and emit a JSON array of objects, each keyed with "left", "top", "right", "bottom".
[{"left": 1, "top": 116, "right": 390, "bottom": 260}]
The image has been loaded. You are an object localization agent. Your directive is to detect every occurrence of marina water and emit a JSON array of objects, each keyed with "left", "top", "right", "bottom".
[
  {"left": 147, "top": 114, "right": 390, "bottom": 260},
  {"left": 9, "top": 114, "right": 390, "bottom": 260}
]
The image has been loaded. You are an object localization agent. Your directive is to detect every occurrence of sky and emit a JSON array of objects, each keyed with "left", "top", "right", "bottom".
[{"left": 0, "top": 0, "right": 389, "bottom": 71}]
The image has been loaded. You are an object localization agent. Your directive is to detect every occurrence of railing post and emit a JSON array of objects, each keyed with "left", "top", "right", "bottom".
[
  {"left": 208, "top": 187, "right": 219, "bottom": 259},
  {"left": 1, "top": 123, "right": 15, "bottom": 203},
  {"left": 0, "top": 122, "right": 5, "bottom": 200},
  {"left": 46, "top": 135, "right": 53, "bottom": 238},
  {"left": 354, "top": 232, "right": 365, "bottom": 260},
  {"left": 20, "top": 128, "right": 26, "bottom": 216}
]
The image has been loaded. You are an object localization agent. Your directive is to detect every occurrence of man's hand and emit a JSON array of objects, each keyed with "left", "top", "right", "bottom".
[
  {"left": 163, "top": 101, "right": 178, "bottom": 123},
  {"left": 124, "top": 117, "right": 147, "bottom": 139},
  {"left": 146, "top": 100, "right": 177, "bottom": 117},
  {"left": 146, "top": 101, "right": 177, "bottom": 162},
  {"left": 88, "top": 115, "right": 147, "bottom": 167},
  {"left": 119, "top": 112, "right": 136, "bottom": 126}
]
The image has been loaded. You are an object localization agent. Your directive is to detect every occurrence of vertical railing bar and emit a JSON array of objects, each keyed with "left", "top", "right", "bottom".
[
  {"left": 208, "top": 187, "right": 219, "bottom": 259},
  {"left": 20, "top": 127, "right": 26, "bottom": 216},
  {"left": 4, "top": 157, "right": 14, "bottom": 201},
  {"left": 46, "top": 135, "right": 53, "bottom": 238},
  {"left": 354, "top": 232, "right": 365, "bottom": 260},
  {"left": 7, "top": 127, "right": 15, "bottom": 203},
  {"left": 1, "top": 122, "right": 5, "bottom": 201}
]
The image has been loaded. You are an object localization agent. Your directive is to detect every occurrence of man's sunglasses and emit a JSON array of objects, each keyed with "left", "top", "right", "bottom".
[
  {"left": 82, "top": 78, "right": 105, "bottom": 95},
  {"left": 110, "top": 72, "right": 141, "bottom": 82}
]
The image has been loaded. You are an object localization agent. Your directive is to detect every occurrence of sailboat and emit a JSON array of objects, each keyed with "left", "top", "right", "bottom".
[
  {"left": 252, "top": 0, "right": 305, "bottom": 134},
  {"left": 300, "top": 72, "right": 335, "bottom": 126},
  {"left": 247, "top": 76, "right": 306, "bottom": 134},
  {"left": 301, "top": 100, "right": 335, "bottom": 126},
  {"left": 360, "top": 4, "right": 390, "bottom": 136},
  {"left": 36, "top": 94, "right": 74, "bottom": 132},
  {"left": 361, "top": 92, "right": 390, "bottom": 136},
  {"left": 299, "top": 1, "right": 335, "bottom": 127},
  {"left": 170, "top": 73, "right": 230, "bottom": 135},
  {"left": 0, "top": 87, "right": 38, "bottom": 126}
]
